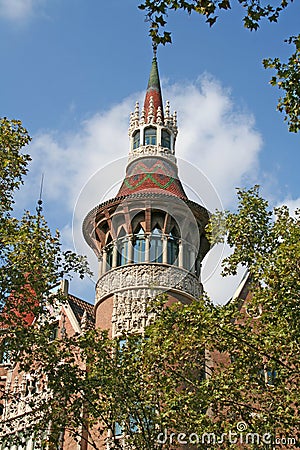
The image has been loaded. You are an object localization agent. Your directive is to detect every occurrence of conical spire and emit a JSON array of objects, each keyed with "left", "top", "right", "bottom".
[{"left": 143, "top": 47, "right": 164, "bottom": 123}]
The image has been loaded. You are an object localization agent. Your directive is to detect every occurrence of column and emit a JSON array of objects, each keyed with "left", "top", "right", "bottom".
[
  {"left": 190, "top": 247, "right": 196, "bottom": 273},
  {"left": 98, "top": 256, "right": 103, "bottom": 278},
  {"left": 128, "top": 236, "right": 133, "bottom": 263},
  {"left": 112, "top": 241, "right": 118, "bottom": 268},
  {"left": 162, "top": 236, "right": 168, "bottom": 264},
  {"left": 102, "top": 249, "right": 107, "bottom": 275},
  {"left": 145, "top": 234, "right": 150, "bottom": 262},
  {"left": 178, "top": 239, "right": 183, "bottom": 268}
]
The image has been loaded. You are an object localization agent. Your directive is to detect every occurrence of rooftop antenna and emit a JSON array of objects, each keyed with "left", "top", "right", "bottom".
[{"left": 36, "top": 173, "right": 44, "bottom": 215}]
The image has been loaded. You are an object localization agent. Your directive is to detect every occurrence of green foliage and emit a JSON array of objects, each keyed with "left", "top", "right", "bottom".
[
  {"left": 138, "top": 0, "right": 299, "bottom": 133},
  {"left": 0, "top": 117, "right": 31, "bottom": 213},
  {"left": 1, "top": 119, "right": 298, "bottom": 447},
  {"left": 0, "top": 117, "right": 91, "bottom": 367},
  {"left": 138, "top": 0, "right": 293, "bottom": 45},
  {"left": 263, "top": 35, "right": 300, "bottom": 132},
  {"left": 30, "top": 187, "right": 298, "bottom": 448},
  {"left": 14, "top": 190, "right": 298, "bottom": 448}
]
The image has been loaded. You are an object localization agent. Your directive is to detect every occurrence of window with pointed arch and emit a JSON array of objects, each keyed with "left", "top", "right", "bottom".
[
  {"left": 133, "top": 227, "right": 146, "bottom": 263},
  {"left": 183, "top": 240, "right": 192, "bottom": 271},
  {"left": 150, "top": 227, "right": 163, "bottom": 263},
  {"left": 161, "top": 129, "right": 171, "bottom": 149},
  {"left": 167, "top": 230, "right": 179, "bottom": 265},
  {"left": 105, "top": 235, "right": 113, "bottom": 269},
  {"left": 117, "top": 228, "right": 128, "bottom": 266},
  {"left": 144, "top": 127, "right": 157, "bottom": 146},
  {"left": 132, "top": 130, "right": 140, "bottom": 150}
]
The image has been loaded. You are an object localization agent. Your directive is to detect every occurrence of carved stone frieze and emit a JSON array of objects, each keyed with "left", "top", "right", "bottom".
[
  {"left": 0, "top": 388, "right": 51, "bottom": 438},
  {"left": 128, "top": 145, "right": 176, "bottom": 164},
  {"left": 96, "top": 264, "right": 202, "bottom": 304},
  {"left": 112, "top": 289, "right": 157, "bottom": 337}
]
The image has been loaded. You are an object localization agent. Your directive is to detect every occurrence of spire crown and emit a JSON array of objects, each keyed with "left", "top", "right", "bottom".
[{"left": 143, "top": 55, "right": 164, "bottom": 123}]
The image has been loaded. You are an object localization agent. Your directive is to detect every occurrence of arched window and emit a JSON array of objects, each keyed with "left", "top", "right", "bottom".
[
  {"left": 167, "top": 231, "right": 179, "bottom": 265},
  {"left": 132, "top": 130, "right": 140, "bottom": 149},
  {"left": 117, "top": 230, "right": 128, "bottom": 267},
  {"left": 106, "top": 244, "right": 113, "bottom": 269},
  {"left": 183, "top": 241, "right": 196, "bottom": 272},
  {"left": 133, "top": 227, "right": 146, "bottom": 263},
  {"left": 144, "top": 127, "right": 157, "bottom": 146},
  {"left": 150, "top": 227, "right": 163, "bottom": 263},
  {"left": 161, "top": 130, "right": 171, "bottom": 149},
  {"left": 105, "top": 235, "right": 113, "bottom": 269}
]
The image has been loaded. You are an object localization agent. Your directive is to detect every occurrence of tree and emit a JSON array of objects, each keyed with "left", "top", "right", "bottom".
[
  {"left": 11, "top": 188, "right": 299, "bottom": 449},
  {"left": 138, "top": 0, "right": 300, "bottom": 132},
  {"left": 0, "top": 117, "right": 91, "bottom": 321},
  {"left": 0, "top": 117, "right": 91, "bottom": 445}
]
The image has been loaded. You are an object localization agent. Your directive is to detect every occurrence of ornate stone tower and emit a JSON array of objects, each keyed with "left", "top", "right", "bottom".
[{"left": 83, "top": 51, "right": 210, "bottom": 337}]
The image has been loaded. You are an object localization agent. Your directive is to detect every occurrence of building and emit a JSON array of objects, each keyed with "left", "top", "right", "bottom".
[
  {"left": 82, "top": 48, "right": 210, "bottom": 338},
  {"left": 0, "top": 50, "right": 245, "bottom": 449}
]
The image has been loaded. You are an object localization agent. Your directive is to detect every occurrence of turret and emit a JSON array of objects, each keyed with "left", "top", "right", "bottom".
[{"left": 83, "top": 51, "right": 210, "bottom": 336}]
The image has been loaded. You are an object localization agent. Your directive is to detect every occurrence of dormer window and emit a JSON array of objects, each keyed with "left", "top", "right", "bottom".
[
  {"left": 144, "top": 127, "right": 157, "bottom": 146},
  {"left": 132, "top": 130, "right": 140, "bottom": 149},
  {"left": 161, "top": 130, "right": 171, "bottom": 149}
]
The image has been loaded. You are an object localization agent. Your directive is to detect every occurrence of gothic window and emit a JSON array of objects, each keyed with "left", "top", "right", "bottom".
[
  {"left": 106, "top": 244, "right": 113, "bottom": 269},
  {"left": 161, "top": 129, "right": 171, "bottom": 149},
  {"left": 132, "top": 130, "right": 140, "bottom": 149},
  {"left": 150, "top": 227, "right": 163, "bottom": 263},
  {"left": 183, "top": 242, "right": 192, "bottom": 271},
  {"left": 117, "top": 228, "right": 128, "bottom": 267},
  {"left": 144, "top": 127, "right": 157, "bottom": 145},
  {"left": 167, "top": 231, "right": 179, "bottom": 265},
  {"left": 105, "top": 235, "right": 113, "bottom": 269},
  {"left": 133, "top": 227, "right": 145, "bottom": 263}
]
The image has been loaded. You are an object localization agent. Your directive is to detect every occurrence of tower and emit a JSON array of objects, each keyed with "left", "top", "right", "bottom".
[{"left": 83, "top": 50, "right": 211, "bottom": 337}]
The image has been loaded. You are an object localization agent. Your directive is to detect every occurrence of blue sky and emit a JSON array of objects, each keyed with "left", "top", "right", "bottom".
[{"left": 1, "top": 0, "right": 299, "bottom": 303}]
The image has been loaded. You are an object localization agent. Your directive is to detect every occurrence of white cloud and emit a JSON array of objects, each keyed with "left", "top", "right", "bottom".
[
  {"left": 16, "top": 76, "right": 263, "bottom": 304},
  {"left": 277, "top": 197, "right": 300, "bottom": 216},
  {"left": 165, "top": 75, "right": 262, "bottom": 207},
  {"left": 0, "top": 0, "right": 44, "bottom": 21}
]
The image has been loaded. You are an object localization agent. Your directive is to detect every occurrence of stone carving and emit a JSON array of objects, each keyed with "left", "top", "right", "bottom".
[
  {"left": 128, "top": 145, "right": 176, "bottom": 164},
  {"left": 96, "top": 264, "right": 202, "bottom": 305},
  {"left": 97, "top": 264, "right": 201, "bottom": 337},
  {"left": 0, "top": 376, "right": 51, "bottom": 439},
  {"left": 111, "top": 289, "right": 156, "bottom": 337}
]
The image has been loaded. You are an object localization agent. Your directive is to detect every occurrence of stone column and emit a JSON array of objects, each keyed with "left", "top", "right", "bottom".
[
  {"left": 98, "top": 256, "right": 103, "bottom": 278},
  {"left": 102, "top": 249, "right": 107, "bottom": 275},
  {"left": 178, "top": 239, "right": 183, "bottom": 268},
  {"left": 128, "top": 236, "right": 133, "bottom": 263},
  {"left": 145, "top": 234, "right": 150, "bottom": 262},
  {"left": 162, "top": 236, "right": 168, "bottom": 264},
  {"left": 190, "top": 247, "right": 196, "bottom": 273},
  {"left": 112, "top": 241, "right": 118, "bottom": 268}
]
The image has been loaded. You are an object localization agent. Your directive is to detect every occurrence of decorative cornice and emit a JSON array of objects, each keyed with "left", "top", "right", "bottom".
[
  {"left": 95, "top": 263, "right": 202, "bottom": 306},
  {"left": 128, "top": 144, "right": 176, "bottom": 165}
]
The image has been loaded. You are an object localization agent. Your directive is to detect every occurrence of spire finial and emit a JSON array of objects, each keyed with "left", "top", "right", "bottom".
[
  {"left": 153, "top": 42, "right": 157, "bottom": 59},
  {"left": 144, "top": 47, "right": 164, "bottom": 122},
  {"left": 36, "top": 173, "right": 44, "bottom": 215}
]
